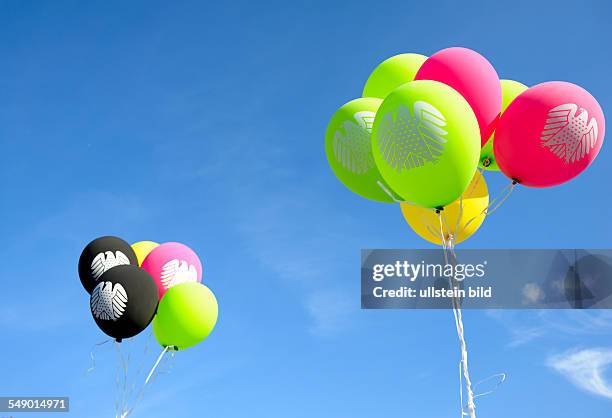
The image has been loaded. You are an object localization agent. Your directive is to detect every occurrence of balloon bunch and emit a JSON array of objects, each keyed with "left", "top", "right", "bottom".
[
  {"left": 78, "top": 236, "right": 218, "bottom": 350},
  {"left": 325, "top": 47, "right": 605, "bottom": 418},
  {"left": 326, "top": 47, "right": 605, "bottom": 244}
]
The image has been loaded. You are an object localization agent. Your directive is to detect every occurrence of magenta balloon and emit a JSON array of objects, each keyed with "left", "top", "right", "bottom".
[
  {"left": 141, "top": 242, "right": 203, "bottom": 300},
  {"left": 494, "top": 81, "right": 605, "bottom": 187},
  {"left": 415, "top": 47, "right": 502, "bottom": 146}
]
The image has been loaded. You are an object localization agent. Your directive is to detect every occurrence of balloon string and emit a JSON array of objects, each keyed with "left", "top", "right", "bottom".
[
  {"left": 454, "top": 195, "right": 464, "bottom": 239},
  {"left": 442, "top": 228, "right": 507, "bottom": 414},
  {"left": 381, "top": 180, "right": 443, "bottom": 241},
  {"left": 125, "top": 329, "right": 153, "bottom": 407},
  {"left": 453, "top": 167, "right": 484, "bottom": 238},
  {"left": 377, "top": 181, "right": 404, "bottom": 203},
  {"left": 401, "top": 168, "right": 487, "bottom": 243},
  {"left": 486, "top": 183, "right": 515, "bottom": 215},
  {"left": 145, "top": 346, "right": 170, "bottom": 385},
  {"left": 114, "top": 342, "right": 123, "bottom": 418},
  {"left": 438, "top": 210, "right": 447, "bottom": 249},
  {"left": 124, "top": 340, "right": 131, "bottom": 417},
  {"left": 459, "top": 180, "right": 516, "bottom": 236},
  {"left": 121, "top": 346, "right": 172, "bottom": 418},
  {"left": 469, "top": 168, "right": 484, "bottom": 197},
  {"left": 451, "top": 242, "right": 477, "bottom": 418},
  {"left": 441, "top": 210, "right": 454, "bottom": 244},
  {"left": 86, "top": 338, "right": 111, "bottom": 375},
  {"left": 472, "top": 373, "right": 507, "bottom": 400},
  {"left": 437, "top": 212, "right": 476, "bottom": 418},
  {"left": 114, "top": 341, "right": 130, "bottom": 418},
  {"left": 413, "top": 209, "right": 441, "bottom": 241},
  {"left": 376, "top": 180, "right": 422, "bottom": 205}
]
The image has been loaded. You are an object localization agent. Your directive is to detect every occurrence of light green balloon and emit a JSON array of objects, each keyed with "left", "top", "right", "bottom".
[
  {"left": 363, "top": 53, "right": 428, "bottom": 99},
  {"left": 325, "top": 98, "right": 399, "bottom": 203},
  {"left": 479, "top": 79, "right": 528, "bottom": 171},
  {"left": 371, "top": 80, "right": 480, "bottom": 209},
  {"left": 153, "top": 282, "right": 218, "bottom": 350}
]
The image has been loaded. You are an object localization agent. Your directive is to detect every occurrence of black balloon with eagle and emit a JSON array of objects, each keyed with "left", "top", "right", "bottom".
[
  {"left": 78, "top": 236, "right": 138, "bottom": 294},
  {"left": 89, "top": 265, "right": 158, "bottom": 341}
]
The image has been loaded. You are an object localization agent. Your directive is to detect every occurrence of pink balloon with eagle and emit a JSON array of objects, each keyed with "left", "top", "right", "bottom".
[
  {"left": 494, "top": 81, "right": 605, "bottom": 187},
  {"left": 141, "top": 242, "right": 203, "bottom": 300}
]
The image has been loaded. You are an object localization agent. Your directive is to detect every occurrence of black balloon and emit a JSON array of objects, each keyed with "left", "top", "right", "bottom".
[
  {"left": 78, "top": 236, "right": 138, "bottom": 294},
  {"left": 89, "top": 265, "right": 158, "bottom": 341}
]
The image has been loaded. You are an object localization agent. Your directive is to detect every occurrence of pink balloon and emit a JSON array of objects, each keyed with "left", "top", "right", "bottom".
[
  {"left": 141, "top": 242, "right": 203, "bottom": 300},
  {"left": 494, "top": 81, "right": 605, "bottom": 187},
  {"left": 415, "top": 47, "right": 502, "bottom": 146}
]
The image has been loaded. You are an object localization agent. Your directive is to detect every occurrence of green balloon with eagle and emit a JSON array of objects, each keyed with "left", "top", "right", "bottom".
[
  {"left": 325, "top": 98, "right": 399, "bottom": 203},
  {"left": 371, "top": 80, "right": 481, "bottom": 209}
]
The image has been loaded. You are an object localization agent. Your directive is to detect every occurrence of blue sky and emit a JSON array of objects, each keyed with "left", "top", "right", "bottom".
[{"left": 0, "top": 0, "right": 611, "bottom": 417}]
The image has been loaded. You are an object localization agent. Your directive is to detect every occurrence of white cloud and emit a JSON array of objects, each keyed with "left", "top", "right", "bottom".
[
  {"left": 547, "top": 348, "right": 612, "bottom": 399},
  {"left": 489, "top": 310, "right": 612, "bottom": 347},
  {"left": 522, "top": 283, "right": 544, "bottom": 305}
]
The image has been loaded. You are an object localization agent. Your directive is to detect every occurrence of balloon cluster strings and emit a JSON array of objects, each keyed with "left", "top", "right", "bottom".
[
  {"left": 458, "top": 180, "right": 516, "bottom": 237},
  {"left": 124, "top": 348, "right": 176, "bottom": 418},
  {"left": 125, "top": 330, "right": 152, "bottom": 405},
  {"left": 437, "top": 212, "right": 476, "bottom": 418},
  {"left": 436, "top": 210, "right": 508, "bottom": 417},
  {"left": 82, "top": 331, "right": 175, "bottom": 418},
  {"left": 114, "top": 339, "right": 175, "bottom": 418}
]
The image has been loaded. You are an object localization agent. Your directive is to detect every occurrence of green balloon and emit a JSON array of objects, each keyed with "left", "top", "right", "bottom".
[
  {"left": 371, "top": 80, "right": 480, "bottom": 209},
  {"left": 362, "top": 53, "right": 427, "bottom": 99},
  {"left": 325, "top": 98, "right": 399, "bottom": 203},
  {"left": 153, "top": 282, "right": 218, "bottom": 350},
  {"left": 479, "top": 79, "right": 528, "bottom": 171}
]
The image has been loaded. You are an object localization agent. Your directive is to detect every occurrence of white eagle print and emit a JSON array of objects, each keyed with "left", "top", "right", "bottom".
[
  {"left": 160, "top": 259, "right": 198, "bottom": 289},
  {"left": 541, "top": 103, "right": 598, "bottom": 163},
  {"left": 90, "top": 251, "right": 130, "bottom": 280},
  {"left": 91, "top": 281, "right": 128, "bottom": 321},
  {"left": 376, "top": 101, "right": 448, "bottom": 172},
  {"left": 332, "top": 111, "right": 377, "bottom": 174}
]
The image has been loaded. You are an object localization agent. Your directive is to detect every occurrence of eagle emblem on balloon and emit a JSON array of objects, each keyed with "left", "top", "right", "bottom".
[
  {"left": 376, "top": 101, "right": 448, "bottom": 172},
  {"left": 332, "top": 111, "right": 376, "bottom": 175},
  {"left": 90, "top": 251, "right": 131, "bottom": 280},
  {"left": 541, "top": 103, "right": 599, "bottom": 164},
  {"left": 91, "top": 281, "right": 128, "bottom": 321},
  {"left": 160, "top": 259, "right": 198, "bottom": 289}
]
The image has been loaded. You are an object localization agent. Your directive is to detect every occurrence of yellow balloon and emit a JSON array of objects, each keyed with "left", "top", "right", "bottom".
[
  {"left": 131, "top": 241, "right": 160, "bottom": 266},
  {"left": 400, "top": 171, "right": 488, "bottom": 245}
]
